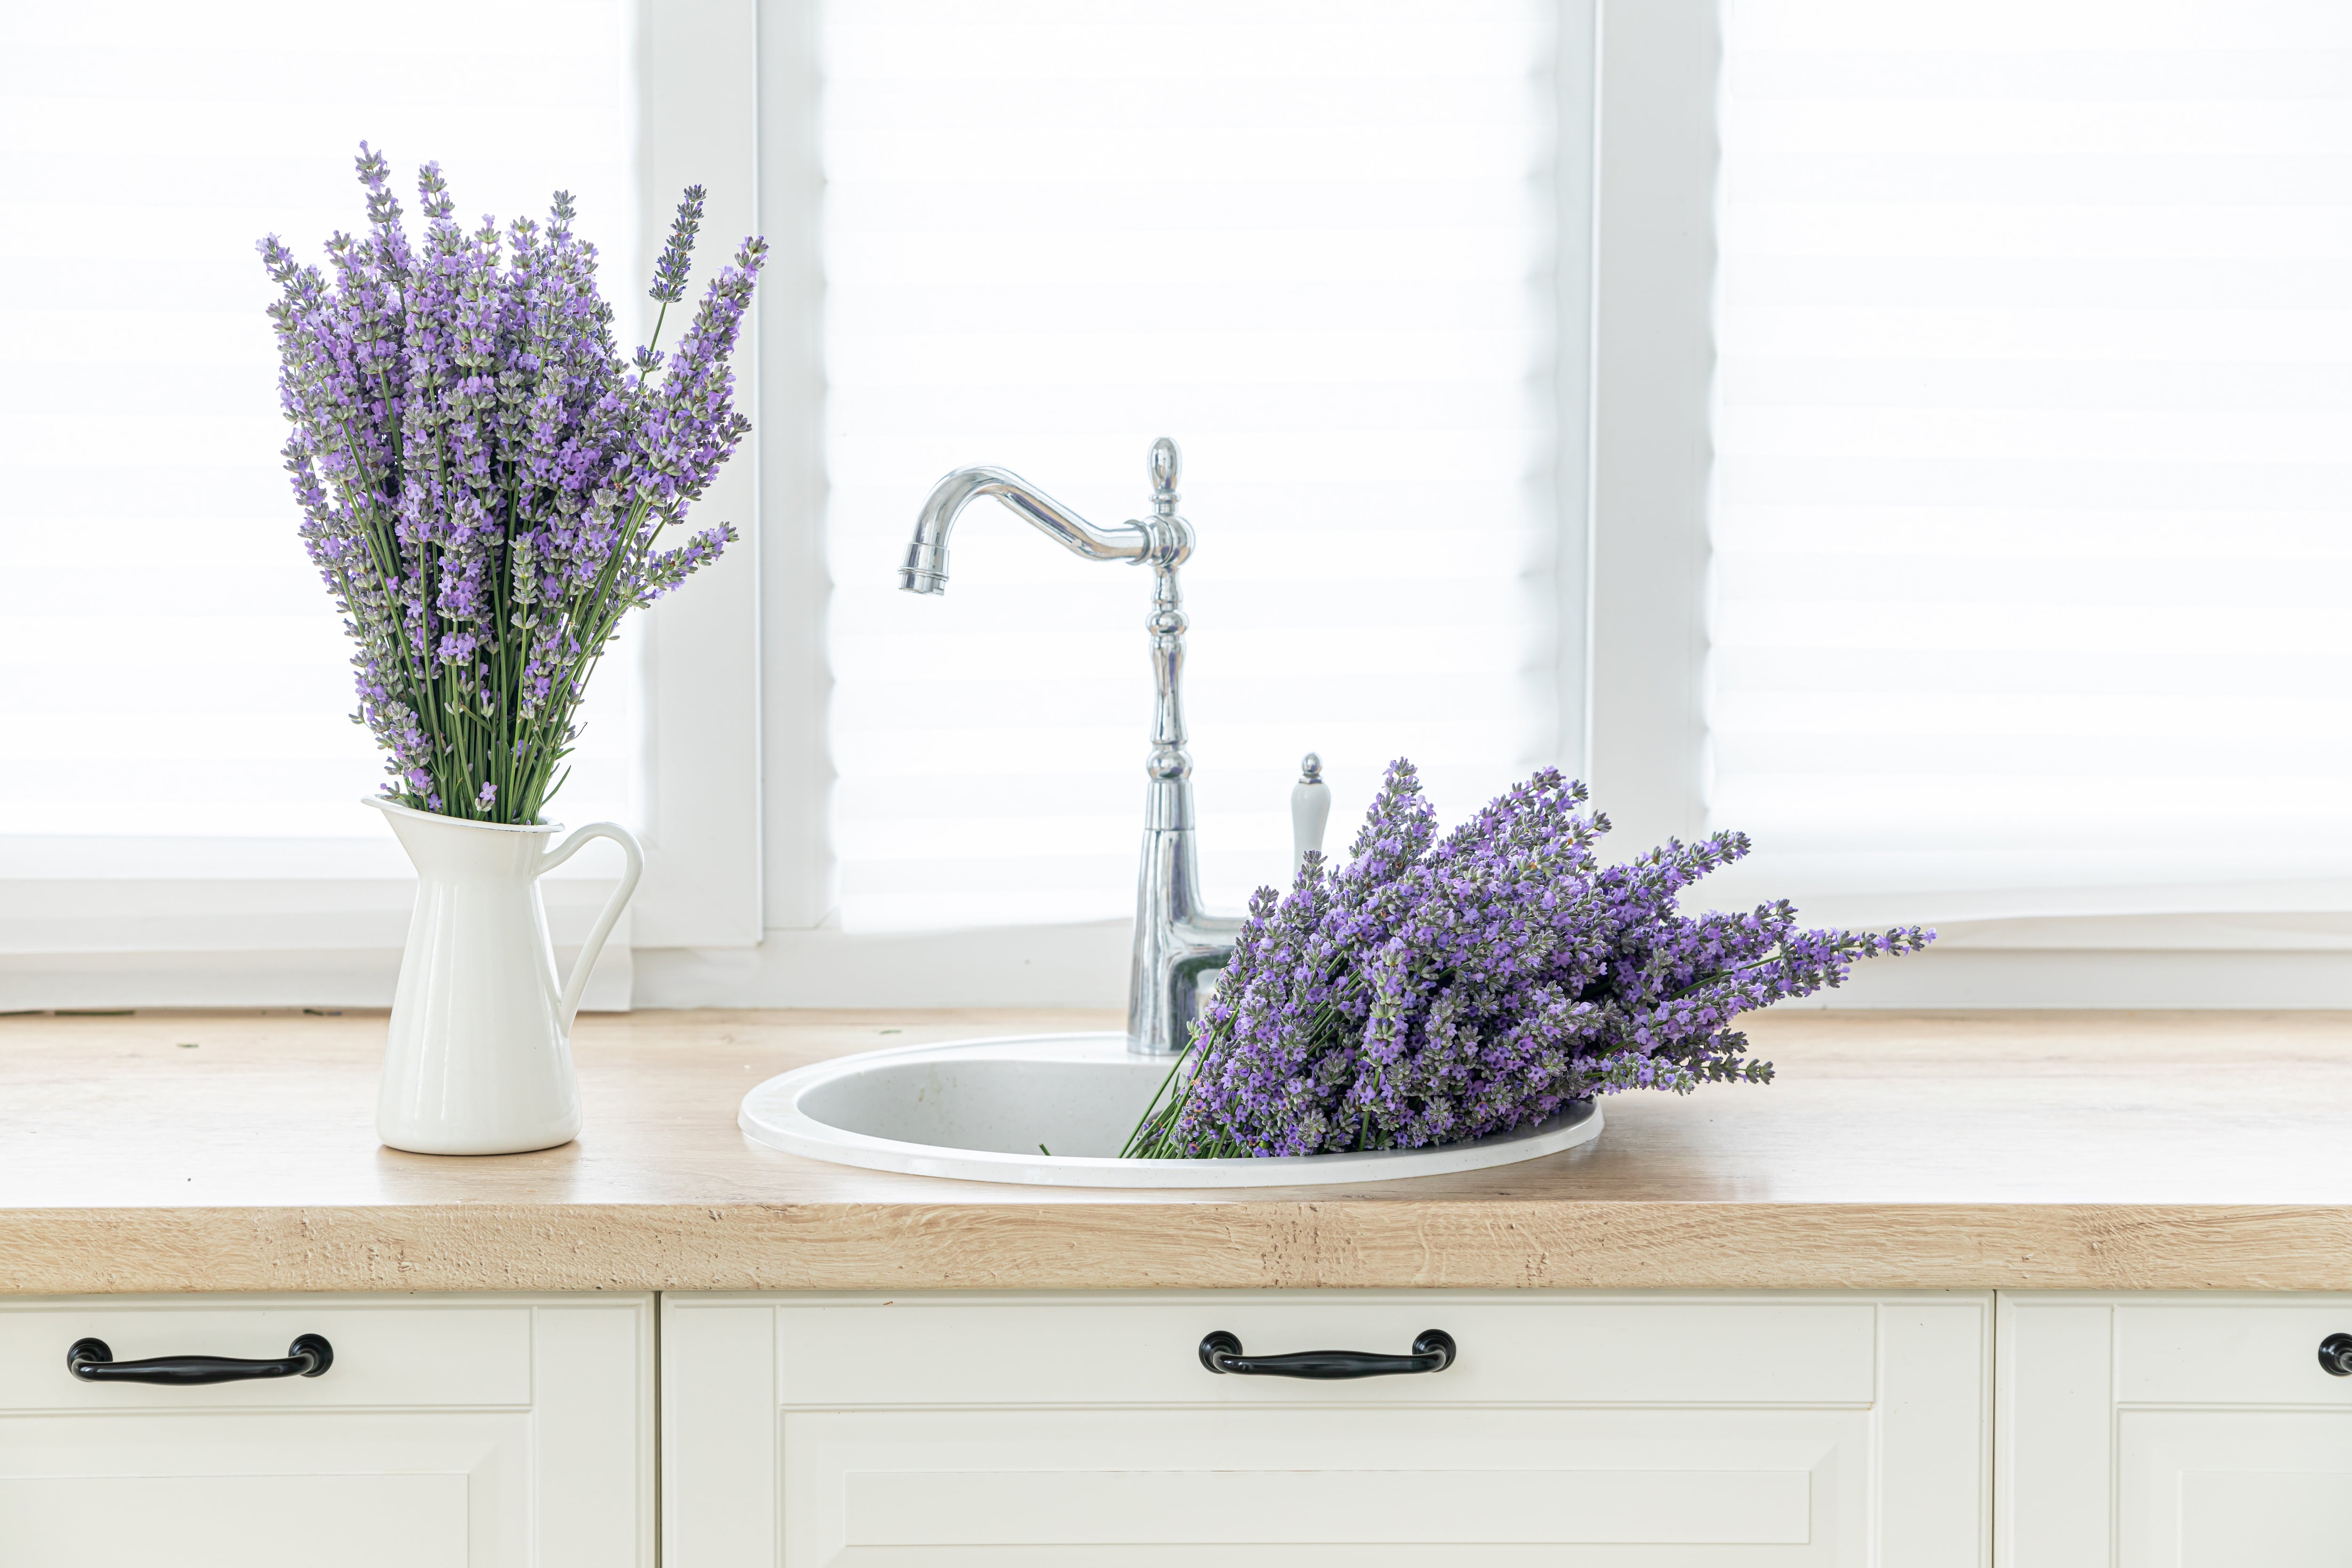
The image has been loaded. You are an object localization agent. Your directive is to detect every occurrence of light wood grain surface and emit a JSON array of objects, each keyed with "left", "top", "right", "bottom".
[{"left": 5, "top": 1007, "right": 2351, "bottom": 1293}]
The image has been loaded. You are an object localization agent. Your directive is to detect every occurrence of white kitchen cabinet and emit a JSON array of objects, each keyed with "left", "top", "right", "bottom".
[
  {"left": 663, "top": 1290, "right": 1992, "bottom": 1566},
  {"left": 1999, "top": 1292, "right": 2352, "bottom": 1568},
  {"left": 0, "top": 1292, "right": 653, "bottom": 1568}
]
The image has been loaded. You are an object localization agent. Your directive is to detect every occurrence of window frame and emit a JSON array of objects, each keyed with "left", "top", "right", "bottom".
[{"left": 1584, "top": 0, "right": 1714, "bottom": 852}]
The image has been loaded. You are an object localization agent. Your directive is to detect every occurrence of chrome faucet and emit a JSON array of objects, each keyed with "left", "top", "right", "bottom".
[{"left": 901, "top": 437, "right": 1243, "bottom": 1056}]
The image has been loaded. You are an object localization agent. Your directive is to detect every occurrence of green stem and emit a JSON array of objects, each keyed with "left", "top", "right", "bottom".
[{"left": 1118, "top": 1042, "right": 1200, "bottom": 1159}]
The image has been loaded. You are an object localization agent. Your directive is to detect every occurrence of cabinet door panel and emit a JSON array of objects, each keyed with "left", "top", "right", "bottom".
[
  {"left": 2180, "top": 1472, "right": 2342, "bottom": 1563},
  {"left": 2122, "top": 1409, "right": 2352, "bottom": 1568},
  {"left": 792, "top": 1407, "right": 1845, "bottom": 1563},
  {"left": 2000, "top": 1293, "right": 2352, "bottom": 1568},
  {"left": 0, "top": 1294, "right": 652, "bottom": 1568},
  {"left": 667, "top": 1291, "right": 1991, "bottom": 1568},
  {"left": 0, "top": 1472, "right": 468, "bottom": 1568},
  {"left": 842, "top": 1463, "right": 1812, "bottom": 1547},
  {"left": 0, "top": 1410, "right": 530, "bottom": 1564}
]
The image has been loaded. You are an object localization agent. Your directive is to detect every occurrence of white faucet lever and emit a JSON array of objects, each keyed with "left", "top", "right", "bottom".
[{"left": 1291, "top": 752, "right": 1331, "bottom": 877}]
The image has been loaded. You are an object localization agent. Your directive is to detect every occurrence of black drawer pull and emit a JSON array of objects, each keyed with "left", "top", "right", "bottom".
[
  {"left": 2319, "top": 1333, "right": 2352, "bottom": 1377},
  {"left": 67, "top": 1334, "right": 334, "bottom": 1385},
  {"left": 1200, "top": 1329, "right": 1455, "bottom": 1380}
]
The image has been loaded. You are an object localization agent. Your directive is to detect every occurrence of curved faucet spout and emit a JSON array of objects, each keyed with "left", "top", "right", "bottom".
[
  {"left": 900, "top": 466, "right": 1150, "bottom": 595},
  {"left": 899, "top": 438, "right": 1227, "bottom": 1055}
]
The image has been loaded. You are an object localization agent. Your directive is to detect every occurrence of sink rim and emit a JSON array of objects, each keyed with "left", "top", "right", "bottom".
[{"left": 737, "top": 1031, "right": 1603, "bottom": 1189}]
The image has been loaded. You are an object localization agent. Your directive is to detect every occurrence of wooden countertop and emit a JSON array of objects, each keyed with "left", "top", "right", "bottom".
[{"left": 5, "top": 1008, "right": 2351, "bottom": 1294}]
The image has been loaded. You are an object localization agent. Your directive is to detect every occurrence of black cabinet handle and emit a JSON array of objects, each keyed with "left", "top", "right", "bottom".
[
  {"left": 1200, "top": 1329, "right": 1455, "bottom": 1380},
  {"left": 67, "top": 1334, "right": 334, "bottom": 1386},
  {"left": 2319, "top": 1333, "right": 2352, "bottom": 1377}
]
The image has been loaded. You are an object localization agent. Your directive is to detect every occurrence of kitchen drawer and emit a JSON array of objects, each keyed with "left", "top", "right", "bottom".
[
  {"left": 0, "top": 1292, "right": 652, "bottom": 1568},
  {"left": 2116, "top": 1297, "right": 2352, "bottom": 1406},
  {"left": 2000, "top": 1292, "right": 2352, "bottom": 1568},
  {"left": 665, "top": 1290, "right": 1990, "bottom": 1567}
]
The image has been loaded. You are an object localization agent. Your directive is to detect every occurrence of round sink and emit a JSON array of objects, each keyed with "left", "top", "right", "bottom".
[{"left": 737, "top": 1032, "right": 1603, "bottom": 1188}]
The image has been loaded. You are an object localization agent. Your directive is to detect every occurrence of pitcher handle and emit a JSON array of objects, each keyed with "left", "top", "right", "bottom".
[{"left": 537, "top": 821, "right": 644, "bottom": 1035}]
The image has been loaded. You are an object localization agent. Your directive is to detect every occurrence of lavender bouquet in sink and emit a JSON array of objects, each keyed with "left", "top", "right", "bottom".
[{"left": 1122, "top": 761, "right": 1932, "bottom": 1159}]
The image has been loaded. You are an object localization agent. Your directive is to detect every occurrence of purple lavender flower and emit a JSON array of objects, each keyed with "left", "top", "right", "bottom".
[
  {"left": 1123, "top": 761, "right": 1934, "bottom": 1158},
  {"left": 648, "top": 184, "right": 706, "bottom": 304},
  {"left": 259, "top": 148, "right": 763, "bottom": 823}
]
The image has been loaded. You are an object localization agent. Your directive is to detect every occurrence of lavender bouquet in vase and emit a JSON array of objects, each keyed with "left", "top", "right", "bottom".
[{"left": 259, "top": 146, "right": 763, "bottom": 1155}]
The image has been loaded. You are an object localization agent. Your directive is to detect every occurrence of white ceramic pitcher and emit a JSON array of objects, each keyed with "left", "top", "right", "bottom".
[{"left": 368, "top": 797, "right": 643, "bottom": 1155}]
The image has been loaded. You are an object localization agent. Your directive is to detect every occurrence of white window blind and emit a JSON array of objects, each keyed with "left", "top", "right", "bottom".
[
  {"left": 825, "top": 1, "right": 1555, "bottom": 931},
  {"left": 1711, "top": 0, "right": 2352, "bottom": 920},
  {"left": 0, "top": 0, "right": 637, "bottom": 863}
]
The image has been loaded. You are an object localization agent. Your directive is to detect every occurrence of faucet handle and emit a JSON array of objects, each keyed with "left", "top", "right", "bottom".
[
  {"left": 1291, "top": 752, "right": 1331, "bottom": 877},
  {"left": 1149, "top": 437, "right": 1180, "bottom": 510}
]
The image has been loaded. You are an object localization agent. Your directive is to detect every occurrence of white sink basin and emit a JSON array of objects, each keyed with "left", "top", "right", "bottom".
[{"left": 737, "top": 1032, "right": 1603, "bottom": 1188}]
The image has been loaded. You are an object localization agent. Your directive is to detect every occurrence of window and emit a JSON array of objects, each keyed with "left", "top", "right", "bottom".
[
  {"left": 820, "top": 2, "right": 1567, "bottom": 931},
  {"left": 4, "top": 0, "right": 639, "bottom": 849},
  {"left": 0, "top": 0, "right": 761, "bottom": 1003},
  {"left": 1588, "top": 0, "right": 2352, "bottom": 1003},
  {"left": 20, "top": 0, "right": 2339, "bottom": 1010},
  {"left": 1708, "top": 0, "right": 2352, "bottom": 931}
]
